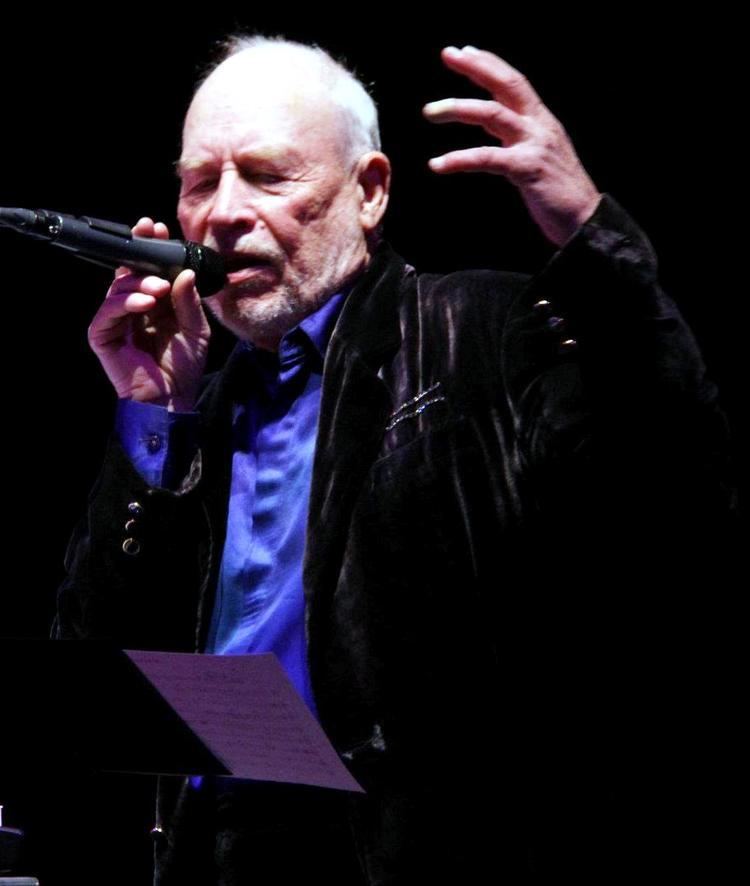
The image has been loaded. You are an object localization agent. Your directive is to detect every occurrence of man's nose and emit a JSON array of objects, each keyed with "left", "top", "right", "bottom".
[{"left": 206, "top": 169, "right": 258, "bottom": 229}]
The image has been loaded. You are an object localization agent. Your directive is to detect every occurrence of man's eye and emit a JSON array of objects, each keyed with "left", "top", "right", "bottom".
[
  {"left": 181, "top": 178, "right": 217, "bottom": 196},
  {"left": 250, "top": 173, "right": 283, "bottom": 185}
]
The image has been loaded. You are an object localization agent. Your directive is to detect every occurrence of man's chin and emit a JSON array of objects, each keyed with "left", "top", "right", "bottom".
[
  {"left": 204, "top": 286, "right": 305, "bottom": 345},
  {"left": 204, "top": 278, "right": 278, "bottom": 315}
]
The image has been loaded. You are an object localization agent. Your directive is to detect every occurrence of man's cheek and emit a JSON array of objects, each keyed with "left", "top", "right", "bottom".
[
  {"left": 291, "top": 191, "right": 336, "bottom": 226},
  {"left": 177, "top": 209, "right": 197, "bottom": 240}
]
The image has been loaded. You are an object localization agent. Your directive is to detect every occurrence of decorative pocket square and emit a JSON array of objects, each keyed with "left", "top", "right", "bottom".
[{"left": 385, "top": 382, "right": 446, "bottom": 432}]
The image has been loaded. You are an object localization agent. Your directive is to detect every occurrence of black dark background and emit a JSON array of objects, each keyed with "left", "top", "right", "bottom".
[{"left": 0, "top": 11, "right": 743, "bottom": 884}]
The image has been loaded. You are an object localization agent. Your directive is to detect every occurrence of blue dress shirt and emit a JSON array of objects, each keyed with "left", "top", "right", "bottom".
[{"left": 116, "top": 293, "right": 346, "bottom": 717}]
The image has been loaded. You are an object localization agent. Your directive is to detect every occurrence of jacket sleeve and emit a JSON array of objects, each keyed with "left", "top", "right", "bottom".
[
  {"left": 492, "top": 196, "right": 739, "bottom": 777},
  {"left": 53, "top": 436, "right": 212, "bottom": 652},
  {"left": 501, "top": 193, "right": 736, "bottom": 530}
]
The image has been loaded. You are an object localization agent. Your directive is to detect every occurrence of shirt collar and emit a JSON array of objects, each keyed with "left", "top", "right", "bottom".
[
  {"left": 242, "top": 291, "right": 346, "bottom": 364},
  {"left": 233, "top": 291, "right": 347, "bottom": 395},
  {"left": 295, "top": 291, "right": 347, "bottom": 361}
]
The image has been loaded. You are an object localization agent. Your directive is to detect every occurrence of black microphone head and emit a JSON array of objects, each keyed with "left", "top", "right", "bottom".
[{"left": 183, "top": 241, "right": 226, "bottom": 296}]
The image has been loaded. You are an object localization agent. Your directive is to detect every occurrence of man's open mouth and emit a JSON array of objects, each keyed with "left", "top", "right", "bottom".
[
  {"left": 221, "top": 254, "right": 278, "bottom": 285},
  {"left": 222, "top": 254, "right": 275, "bottom": 272}
]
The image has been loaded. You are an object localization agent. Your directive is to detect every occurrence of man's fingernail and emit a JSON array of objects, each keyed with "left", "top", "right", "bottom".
[
  {"left": 462, "top": 45, "right": 480, "bottom": 54},
  {"left": 423, "top": 100, "right": 451, "bottom": 115},
  {"left": 428, "top": 157, "right": 445, "bottom": 171},
  {"left": 443, "top": 46, "right": 462, "bottom": 57}
]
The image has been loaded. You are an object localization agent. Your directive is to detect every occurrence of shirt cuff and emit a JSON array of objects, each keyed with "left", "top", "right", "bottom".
[{"left": 114, "top": 399, "right": 200, "bottom": 490}]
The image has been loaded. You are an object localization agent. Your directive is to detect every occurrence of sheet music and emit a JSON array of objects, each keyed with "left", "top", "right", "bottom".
[{"left": 125, "top": 650, "right": 363, "bottom": 793}]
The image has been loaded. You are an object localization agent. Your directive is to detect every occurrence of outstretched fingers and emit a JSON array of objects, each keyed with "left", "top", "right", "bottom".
[
  {"left": 423, "top": 98, "right": 526, "bottom": 142},
  {"left": 428, "top": 144, "right": 530, "bottom": 176},
  {"left": 439, "top": 46, "right": 541, "bottom": 114}
]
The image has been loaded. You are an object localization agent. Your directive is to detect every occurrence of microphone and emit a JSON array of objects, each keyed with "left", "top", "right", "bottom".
[{"left": 0, "top": 207, "right": 226, "bottom": 296}]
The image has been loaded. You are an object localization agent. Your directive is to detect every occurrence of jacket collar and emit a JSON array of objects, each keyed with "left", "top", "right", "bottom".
[{"left": 327, "top": 241, "right": 407, "bottom": 365}]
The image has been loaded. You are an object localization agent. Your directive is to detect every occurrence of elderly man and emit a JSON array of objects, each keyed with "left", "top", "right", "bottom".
[{"left": 56, "top": 35, "right": 732, "bottom": 885}]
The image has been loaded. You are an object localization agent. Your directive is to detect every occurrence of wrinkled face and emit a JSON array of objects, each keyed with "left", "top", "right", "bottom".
[{"left": 177, "top": 53, "right": 370, "bottom": 348}]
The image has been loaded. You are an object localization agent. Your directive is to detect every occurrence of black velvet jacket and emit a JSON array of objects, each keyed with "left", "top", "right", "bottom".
[{"left": 55, "top": 195, "right": 734, "bottom": 881}]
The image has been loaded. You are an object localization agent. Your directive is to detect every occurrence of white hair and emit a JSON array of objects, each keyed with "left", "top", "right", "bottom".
[{"left": 200, "top": 34, "right": 381, "bottom": 165}]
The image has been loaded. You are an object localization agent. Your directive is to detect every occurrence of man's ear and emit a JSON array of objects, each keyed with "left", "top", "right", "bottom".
[{"left": 356, "top": 152, "right": 391, "bottom": 234}]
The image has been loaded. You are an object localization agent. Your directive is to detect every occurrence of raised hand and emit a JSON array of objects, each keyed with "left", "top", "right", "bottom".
[
  {"left": 423, "top": 46, "right": 601, "bottom": 247},
  {"left": 88, "top": 217, "right": 211, "bottom": 412}
]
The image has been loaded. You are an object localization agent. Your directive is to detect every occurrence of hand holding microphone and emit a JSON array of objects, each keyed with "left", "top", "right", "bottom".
[
  {"left": 0, "top": 207, "right": 218, "bottom": 410},
  {"left": 88, "top": 217, "right": 212, "bottom": 413}
]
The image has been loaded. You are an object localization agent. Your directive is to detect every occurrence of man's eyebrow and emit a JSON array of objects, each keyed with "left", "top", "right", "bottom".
[
  {"left": 174, "top": 147, "right": 305, "bottom": 178},
  {"left": 174, "top": 157, "right": 209, "bottom": 178}
]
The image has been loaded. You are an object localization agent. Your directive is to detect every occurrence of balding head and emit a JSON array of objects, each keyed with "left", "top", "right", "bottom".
[{"left": 177, "top": 36, "right": 390, "bottom": 349}]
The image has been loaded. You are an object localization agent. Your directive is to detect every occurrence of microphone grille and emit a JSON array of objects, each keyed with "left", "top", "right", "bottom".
[{"left": 183, "top": 242, "right": 226, "bottom": 296}]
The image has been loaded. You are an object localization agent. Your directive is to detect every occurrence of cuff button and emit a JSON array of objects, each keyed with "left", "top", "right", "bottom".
[
  {"left": 122, "top": 538, "right": 141, "bottom": 556},
  {"left": 558, "top": 338, "right": 578, "bottom": 354}
]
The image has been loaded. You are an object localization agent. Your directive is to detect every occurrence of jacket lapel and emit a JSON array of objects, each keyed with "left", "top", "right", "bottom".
[{"left": 304, "top": 245, "right": 409, "bottom": 608}]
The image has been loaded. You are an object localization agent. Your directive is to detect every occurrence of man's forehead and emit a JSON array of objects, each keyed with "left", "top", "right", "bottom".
[
  {"left": 180, "top": 99, "right": 339, "bottom": 168},
  {"left": 181, "top": 58, "right": 345, "bottom": 168}
]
